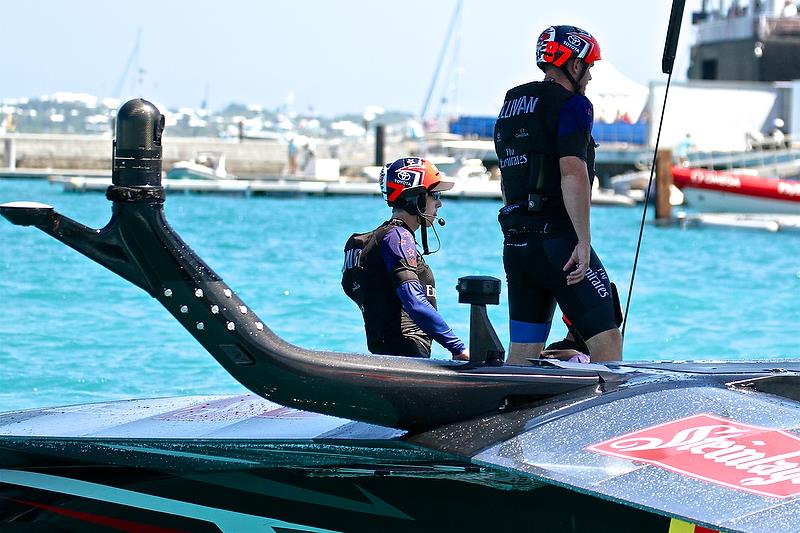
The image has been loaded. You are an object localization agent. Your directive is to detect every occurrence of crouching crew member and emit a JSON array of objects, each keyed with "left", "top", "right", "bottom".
[{"left": 342, "top": 157, "right": 469, "bottom": 361}]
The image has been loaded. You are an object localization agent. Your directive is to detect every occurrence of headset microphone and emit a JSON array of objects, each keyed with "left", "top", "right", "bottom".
[{"left": 420, "top": 212, "right": 445, "bottom": 226}]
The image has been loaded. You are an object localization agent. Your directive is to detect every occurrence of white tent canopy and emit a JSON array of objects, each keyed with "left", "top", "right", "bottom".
[{"left": 586, "top": 61, "right": 649, "bottom": 124}]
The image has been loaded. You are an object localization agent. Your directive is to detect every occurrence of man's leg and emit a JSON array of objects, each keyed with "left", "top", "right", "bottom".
[
  {"left": 503, "top": 236, "right": 555, "bottom": 366},
  {"left": 508, "top": 342, "right": 545, "bottom": 366},
  {"left": 585, "top": 327, "right": 622, "bottom": 362},
  {"left": 507, "top": 317, "right": 552, "bottom": 365},
  {"left": 552, "top": 242, "right": 622, "bottom": 362}
]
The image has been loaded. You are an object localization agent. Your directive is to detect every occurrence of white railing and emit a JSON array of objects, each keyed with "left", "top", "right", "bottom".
[
  {"left": 696, "top": 14, "right": 758, "bottom": 44},
  {"left": 681, "top": 133, "right": 800, "bottom": 177},
  {"left": 695, "top": 14, "right": 800, "bottom": 45}
]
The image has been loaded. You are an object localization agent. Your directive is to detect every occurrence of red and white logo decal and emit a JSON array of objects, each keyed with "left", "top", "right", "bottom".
[{"left": 588, "top": 414, "right": 800, "bottom": 498}]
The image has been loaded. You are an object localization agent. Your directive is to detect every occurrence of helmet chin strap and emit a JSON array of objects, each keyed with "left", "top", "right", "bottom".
[
  {"left": 416, "top": 211, "right": 442, "bottom": 255},
  {"left": 562, "top": 61, "right": 588, "bottom": 94},
  {"left": 399, "top": 195, "right": 442, "bottom": 255}
]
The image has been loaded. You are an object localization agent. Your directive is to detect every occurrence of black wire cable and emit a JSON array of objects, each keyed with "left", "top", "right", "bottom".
[{"left": 621, "top": 70, "right": 674, "bottom": 340}]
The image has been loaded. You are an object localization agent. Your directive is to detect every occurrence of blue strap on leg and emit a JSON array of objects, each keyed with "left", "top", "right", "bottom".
[{"left": 509, "top": 320, "right": 551, "bottom": 343}]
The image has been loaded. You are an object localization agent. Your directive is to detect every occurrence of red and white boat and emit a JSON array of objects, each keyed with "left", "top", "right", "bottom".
[{"left": 672, "top": 166, "right": 800, "bottom": 214}]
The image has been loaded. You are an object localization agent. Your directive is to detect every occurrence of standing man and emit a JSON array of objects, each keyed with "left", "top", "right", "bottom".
[
  {"left": 287, "top": 136, "right": 298, "bottom": 175},
  {"left": 676, "top": 132, "right": 695, "bottom": 166},
  {"left": 494, "top": 25, "right": 622, "bottom": 364},
  {"left": 342, "top": 157, "right": 469, "bottom": 361}
]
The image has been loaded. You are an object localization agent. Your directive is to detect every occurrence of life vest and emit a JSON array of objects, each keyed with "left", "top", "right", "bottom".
[
  {"left": 494, "top": 81, "right": 595, "bottom": 233},
  {"left": 342, "top": 220, "right": 436, "bottom": 355}
]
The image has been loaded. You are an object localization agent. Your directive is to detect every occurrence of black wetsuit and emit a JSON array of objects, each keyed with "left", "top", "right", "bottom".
[
  {"left": 494, "top": 80, "right": 617, "bottom": 344},
  {"left": 357, "top": 220, "right": 463, "bottom": 357}
]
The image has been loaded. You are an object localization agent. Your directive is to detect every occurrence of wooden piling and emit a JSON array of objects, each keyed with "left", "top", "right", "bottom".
[
  {"left": 655, "top": 149, "right": 673, "bottom": 224},
  {"left": 375, "top": 125, "right": 385, "bottom": 167}
]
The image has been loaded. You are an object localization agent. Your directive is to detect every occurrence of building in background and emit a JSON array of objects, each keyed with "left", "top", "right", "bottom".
[{"left": 689, "top": 0, "right": 800, "bottom": 82}]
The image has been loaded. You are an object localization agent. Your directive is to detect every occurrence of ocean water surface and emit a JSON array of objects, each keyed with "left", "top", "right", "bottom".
[{"left": 1, "top": 179, "right": 798, "bottom": 412}]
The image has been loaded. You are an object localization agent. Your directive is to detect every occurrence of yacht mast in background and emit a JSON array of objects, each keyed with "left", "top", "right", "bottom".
[{"left": 420, "top": 0, "right": 463, "bottom": 124}]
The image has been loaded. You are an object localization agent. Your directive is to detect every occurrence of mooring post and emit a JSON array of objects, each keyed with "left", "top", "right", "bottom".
[
  {"left": 655, "top": 148, "right": 673, "bottom": 225},
  {"left": 374, "top": 124, "right": 385, "bottom": 167},
  {"left": 3, "top": 138, "right": 15, "bottom": 170}
]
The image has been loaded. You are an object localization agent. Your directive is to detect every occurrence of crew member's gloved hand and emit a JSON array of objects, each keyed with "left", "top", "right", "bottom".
[{"left": 452, "top": 349, "right": 470, "bottom": 361}]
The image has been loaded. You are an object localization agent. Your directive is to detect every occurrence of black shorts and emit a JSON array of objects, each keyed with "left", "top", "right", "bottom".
[
  {"left": 369, "top": 335, "right": 432, "bottom": 358},
  {"left": 503, "top": 232, "right": 618, "bottom": 342}
]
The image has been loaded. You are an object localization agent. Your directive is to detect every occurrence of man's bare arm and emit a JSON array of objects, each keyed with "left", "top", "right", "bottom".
[{"left": 560, "top": 155, "right": 592, "bottom": 285}]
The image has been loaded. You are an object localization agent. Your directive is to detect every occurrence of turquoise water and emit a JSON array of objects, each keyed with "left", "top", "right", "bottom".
[{"left": 1, "top": 179, "right": 799, "bottom": 413}]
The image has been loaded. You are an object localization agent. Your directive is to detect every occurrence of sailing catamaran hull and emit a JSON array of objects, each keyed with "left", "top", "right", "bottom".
[
  {"left": 2, "top": 361, "right": 800, "bottom": 532},
  {"left": 0, "top": 446, "right": 668, "bottom": 532},
  {"left": 0, "top": 395, "right": 668, "bottom": 532}
]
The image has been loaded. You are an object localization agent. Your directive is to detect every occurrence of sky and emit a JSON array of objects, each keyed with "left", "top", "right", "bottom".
[{"left": 1, "top": 0, "right": 704, "bottom": 117}]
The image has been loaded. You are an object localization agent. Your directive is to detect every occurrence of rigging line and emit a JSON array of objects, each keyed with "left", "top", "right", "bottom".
[
  {"left": 621, "top": 71, "right": 672, "bottom": 339},
  {"left": 420, "top": 0, "right": 462, "bottom": 119},
  {"left": 622, "top": 0, "right": 685, "bottom": 340},
  {"left": 438, "top": 4, "right": 463, "bottom": 120},
  {"left": 113, "top": 28, "right": 142, "bottom": 100}
]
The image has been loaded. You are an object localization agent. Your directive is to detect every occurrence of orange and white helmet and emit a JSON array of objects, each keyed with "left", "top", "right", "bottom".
[{"left": 379, "top": 157, "right": 453, "bottom": 207}]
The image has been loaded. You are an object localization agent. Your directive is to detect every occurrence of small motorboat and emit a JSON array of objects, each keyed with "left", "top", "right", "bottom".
[
  {"left": 166, "top": 151, "right": 237, "bottom": 180},
  {"left": 672, "top": 165, "right": 800, "bottom": 214}
]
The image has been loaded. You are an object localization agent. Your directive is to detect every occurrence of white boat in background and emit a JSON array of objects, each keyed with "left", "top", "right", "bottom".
[
  {"left": 672, "top": 166, "right": 800, "bottom": 214},
  {"left": 676, "top": 211, "right": 800, "bottom": 232},
  {"left": 166, "top": 151, "right": 236, "bottom": 180},
  {"left": 430, "top": 156, "right": 493, "bottom": 181},
  {"left": 610, "top": 169, "right": 685, "bottom": 206}
]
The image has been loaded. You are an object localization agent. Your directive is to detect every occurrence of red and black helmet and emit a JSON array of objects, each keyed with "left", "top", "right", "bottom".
[
  {"left": 379, "top": 157, "right": 453, "bottom": 207},
  {"left": 535, "top": 25, "right": 601, "bottom": 72}
]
